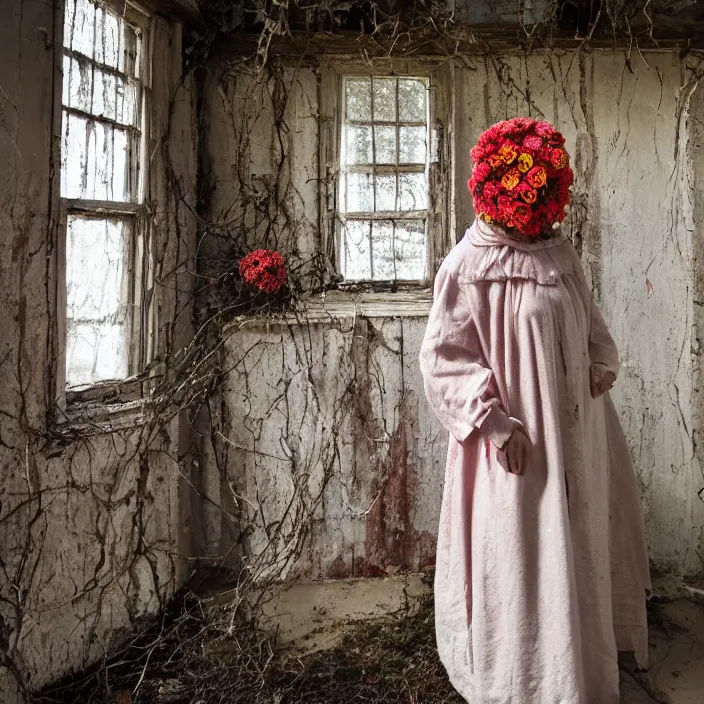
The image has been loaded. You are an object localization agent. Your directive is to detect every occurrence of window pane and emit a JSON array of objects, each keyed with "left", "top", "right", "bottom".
[
  {"left": 342, "top": 220, "right": 427, "bottom": 281},
  {"left": 375, "top": 174, "right": 397, "bottom": 211},
  {"left": 95, "top": 69, "right": 138, "bottom": 125},
  {"left": 63, "top": 55, "right": 138, "bottom": 127},
  {"left": 346, "top": 172, "right": 373, "bottom": 212},
  {"left": 398, "top": 79, "right": 426, "bottom": 122},
  {"left": 345, "top": 125, "right": 372, "bottom": 164},
  {"left": 372, "top": 78, "right": 396, "bottom": 121},
  {"left": 393, "top": 220, "right": 427, "bottom": 279},
  {"left": 340, "top": 76, "right": 429, "bottom": 281},
  {"left": 371, "top": 220, "right": 396, "bottom": 279},
  {"left": 374, "top": 125, "right": 396, "bottom": 164},
  {"left": 62, "top": 0, "right": 142, "bottom": 204},
  {"left": 399, "top": 126, "right": 426, "bottom": 164},
  {"left": 94, "top": 5, "right": 124, "bottom": 70},
  {"left": 64, "top": 0, "right": 96, "bottom": 56},
  {"left": 66, "top": 215, "right": 130, "bottom": 386},
  {"left": 61, "top": 113, "right": 131, "bottom": 201},
  {"left": 341, "top": 220, "right": 372, "bottom": 280},
  {"left": 68, "top": 323, "right": 129, "bottom": 388},
  {"left": 399, "top": 172, "right": 427, "bottom": 211},
  {"left": 65, "top": 0, "right": 136, "bottom": 74},
  {"left": 62, "top": 55, "right": 91, "bottom": 114},
  {"left": 346, "top": 77, "right": 371, "bottom": 121},
  {"left": 61, "top": 112, "right": 87, "bottom": 198},
  {"left": 368, "top": 221, "right": 427, "bottom": 281}
]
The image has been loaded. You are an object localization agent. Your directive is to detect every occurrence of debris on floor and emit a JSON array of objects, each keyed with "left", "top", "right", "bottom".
[
  {"left": 33, "top": 583, "right": 704, "bottom": 703},
  {"left": 621, "top": 597, "right": 704, "bottom": 704}
]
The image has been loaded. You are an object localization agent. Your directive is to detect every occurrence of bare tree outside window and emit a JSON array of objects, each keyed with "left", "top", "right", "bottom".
[
  {"left": 61, "top": 0, "right": 149, "bottom": 389},
  {"left": 339, "top": 76, "right": 429, "bottom": 281}
]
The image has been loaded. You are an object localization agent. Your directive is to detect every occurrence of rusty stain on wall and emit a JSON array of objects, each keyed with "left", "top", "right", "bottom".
[{"left": 207, "top": 50, "right": 704, "bottom": 586}]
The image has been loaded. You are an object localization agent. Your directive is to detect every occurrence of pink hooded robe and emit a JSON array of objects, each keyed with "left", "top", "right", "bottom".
[{"left": 419, "top": 220, "right": 651, "bottom": 704}]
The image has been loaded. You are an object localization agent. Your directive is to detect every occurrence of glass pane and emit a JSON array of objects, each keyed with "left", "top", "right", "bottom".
[
  {"left": 374, "top": 126, "right": 396, "bottom": 164},
  {"left": 367, "top": 221, "right": 427, "bottom": 281},
  {"left": 371, "top": 220, "right": 396, "bottom": 280},
  {"left": 61, "top": 112, "right": 87, "bottom": 198},
  {"left": 372, "top": 78, "right": 396, "bottom": 121},
  {"left": 66, "top": 215, "right": 130, "bottom": 386},
  {"left": 93, "top": 70, "right": 137, "bottom": 125},
  {"left": 341, "top": 220, "right": 372, "bottom": 280},
  {"left": 345, "top": 125, "right": 372, "bottom": 165},
  {"left": 399, "top": 172, "right": 427, "bottom": 211},
  {"left": 346, "top": 172, "right": 373, "bottom": 212},
  {"left": 61, "top": 113, "right": 131, "bottom": 201},
  {"left": 64, "top": 0, "right": 95, "bottom": 56},
  {"left": 399, "top": 126, "right": 427, "bottom": 164},
  {"left": 64, "top": 56, "right": 138, "bottom": 126},
  {"left": 65, "top": 0, "right": 131, "bottom": 73},
  {"left": 68, "top": 323, "right": 129, "bottom": 387},
  {"left": 123, "top": 24, "right": 140, "bottom": 78},
  {"left": 398, "top": 79, "right": 427, "bottom": 122},
  {"left": 393, "top": 220, "right": 427, "bottom": 279},
  {"left": 94, "top": 5, "right": 123, "bottom": 71},
  {"left": 63, "top": 55, "right": 91, "bottom": 113},
  {"left": 346, "top": 77, "right": 371, "bottom": 121},
  {"left": 375, "top": 174, "right": 397, "bottom": 211}
]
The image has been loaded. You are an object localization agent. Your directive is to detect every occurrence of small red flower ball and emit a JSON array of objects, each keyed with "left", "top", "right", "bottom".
[
  {"left": 468, "top": 117, "right": 574, "bottom": 238},
  {"left": 239, "top": 249, "right": 287, "bottom": 294}
]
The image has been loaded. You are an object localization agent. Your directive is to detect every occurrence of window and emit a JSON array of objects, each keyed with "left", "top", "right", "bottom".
[
  {"left": 338, "top": 76, "right": 430, "bottom": 282},
  {"left": 60, "top": 0, "right": 149, "bottom": 390}
]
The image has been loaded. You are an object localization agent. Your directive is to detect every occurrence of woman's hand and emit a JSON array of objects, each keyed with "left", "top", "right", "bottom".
[
  {"left": 500, "top": 426, "right": 532, "bottom": 476},
  {"left": 591, "top": 364, "right": 616, "bottom": 398},
  {"left": 482, "top": 407, "right": 532, "bottom": 475}
]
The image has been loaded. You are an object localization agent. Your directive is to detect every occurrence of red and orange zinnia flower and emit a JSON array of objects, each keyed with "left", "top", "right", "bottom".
[
  {"left": 501, "top": 168, "right": 521, "bottom": 191},
  {"left": 468, "top": 117, "right": 573, "bottom": 237},
  {"left": 526, "top": 165, "right": 548, "bottom": 189}
]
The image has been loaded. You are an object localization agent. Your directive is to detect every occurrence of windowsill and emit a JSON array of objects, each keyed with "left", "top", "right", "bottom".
[
  {"left": 301, "top": 287, "right": 433, "bottom": 319},
  {"left": 222, "top": 288, "right": 434, "bottom": 334},
  {"left": 57, "top": 397, "right": 148, "bottom": 434},
  {"left": 65, "top": 376, "right": 145, "bottom": 405},
  {"left": 55, "top": 376, "right": 149, "bottom": 434}
]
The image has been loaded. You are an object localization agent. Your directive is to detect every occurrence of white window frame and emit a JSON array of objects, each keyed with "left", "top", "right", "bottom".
[
  {"left": 318, "top": 60, "right": 454, "bottom": 302},
  {"left": 56, "top": 0, "right": 153, "bottom": 413},
  {"left": 338, "top": 75, "right": 431, "bottom": 282}
]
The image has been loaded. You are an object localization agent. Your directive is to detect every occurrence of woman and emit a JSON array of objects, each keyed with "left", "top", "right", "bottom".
[{"left": 419, "top": 118, "right": 651, "bottom": 704}]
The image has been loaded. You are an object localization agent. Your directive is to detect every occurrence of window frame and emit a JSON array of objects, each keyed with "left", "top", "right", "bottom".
[
  {"left": 319, "top": 59, "right": 454, "bottom": 298},
  {"left": 338, "top": 75, "right": 431, "bottom": 282},
  {"left": 55, "top": 0, "right": 154, "bottom": 417}
]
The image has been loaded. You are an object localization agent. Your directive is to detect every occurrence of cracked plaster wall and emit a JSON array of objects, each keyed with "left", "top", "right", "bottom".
[
  {"left": 205, "top": 51, "right": 704, "bottom": 584},
  {"left": 0, "top": 1, "right": 198, "bottom": 700}
]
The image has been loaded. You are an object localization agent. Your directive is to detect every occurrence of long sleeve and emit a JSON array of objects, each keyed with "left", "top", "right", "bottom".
[
  {"left": 419, "top": 265, "right": 514, "bottom": 445},
  {"left": 589, "top": 298, "right": 620, "bottom": 381}
]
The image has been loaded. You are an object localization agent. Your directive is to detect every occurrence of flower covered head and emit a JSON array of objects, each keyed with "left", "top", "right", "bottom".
[
  {"left": 239, "top": 249, "right": 287, "bottom": 293},
  {"left": 468, "top": 118, "right": 574, "bottom": 238}
]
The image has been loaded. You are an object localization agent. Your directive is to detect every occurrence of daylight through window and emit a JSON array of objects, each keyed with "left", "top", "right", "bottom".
[
  {"left": 339, "top": 76, "right": 429, "bottom": 281},
  {"left": 61, "top": 0, "right": 147, "bottom": 389}
]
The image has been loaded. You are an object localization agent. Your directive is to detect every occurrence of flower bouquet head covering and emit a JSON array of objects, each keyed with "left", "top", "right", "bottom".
[{"left": 468, "top": 117, "right": 574, "bottom": 238}]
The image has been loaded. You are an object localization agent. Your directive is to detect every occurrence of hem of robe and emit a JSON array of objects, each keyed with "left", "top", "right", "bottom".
[{"left": 615, "top": 624, "right": 649, "bottom": 669}]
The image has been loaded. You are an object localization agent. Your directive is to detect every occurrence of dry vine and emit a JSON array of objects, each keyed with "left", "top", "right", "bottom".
[{"left": 1, "top": 0, "right": 702, "bottom": 702}]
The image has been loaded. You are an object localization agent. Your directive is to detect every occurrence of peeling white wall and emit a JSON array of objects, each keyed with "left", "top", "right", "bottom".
[
  {"left": 455, "top": 51, "right": 704, "bottom": 577},
  {"left": 219, "top": 315, "right": 442, "bottom": 580},
  {"left": 0, "top": 2, "right": 198, "bottom": 700},
  {"left": 206, "top": 50, "right": 704, "bottom": 584}
]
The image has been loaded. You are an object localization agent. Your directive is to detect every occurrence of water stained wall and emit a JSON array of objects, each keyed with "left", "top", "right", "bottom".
[{"left": 205, "top": 51, "right": 704, "bottom": 583}]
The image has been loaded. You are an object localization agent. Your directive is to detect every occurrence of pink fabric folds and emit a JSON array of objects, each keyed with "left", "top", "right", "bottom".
[{"left": 419, "top": 220, "right": 651, "bottom": 704}]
